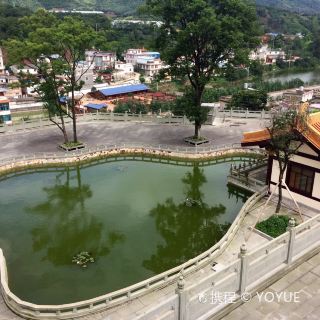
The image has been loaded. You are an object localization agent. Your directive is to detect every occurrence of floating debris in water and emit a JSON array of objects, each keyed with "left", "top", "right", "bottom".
[
  {"left": 115, "top": 166, "right": 128, "bottom": 172},
  {"left": 184, "top": 198, "right": 201, "bottom": 207},
  {"left": 72, "top": 252, "right": 95, "bottom": 268}
]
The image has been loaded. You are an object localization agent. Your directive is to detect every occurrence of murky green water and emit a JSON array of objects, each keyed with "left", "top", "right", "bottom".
[{"left": 0, "top": 157, "right": 250, "bottom": 304}]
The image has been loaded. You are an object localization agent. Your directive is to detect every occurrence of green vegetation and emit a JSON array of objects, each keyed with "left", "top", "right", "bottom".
[
  {"left": 257, "top": 0, "right": 320, "bottom": 15},
  {"left": 229, "top": 90, "right": 268, "bottom": 111},
  {"left": 0, "top": 4, "right": 31, "bottom": 40},
  {"left": 0, "top": 0, "right": 144, "bottom": 14},
  {"left": 72, "top": 251, "right": 95, "bottom": 268},
  {"left": 256, "top": 215, "right": 293, "bottom": 238},
  {"left": 114, "top": 101, "right": 147, "bottom": 114},
  {"left": 6, "top": 10, "right": 100, "bottom": 144},
  {"left": 146, "top": 0, "right": 259, "bottom": 139}
]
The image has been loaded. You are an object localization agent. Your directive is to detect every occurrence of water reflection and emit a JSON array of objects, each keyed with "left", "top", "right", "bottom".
[
  {"left": 27, "top": 166, "right": 124, "bottom": 266},
  {"left": 227, "top": 184, "right": 252, "bottom": 203},
  {"left": 143, "top": 165, "right": 230, "bottom": 273}
]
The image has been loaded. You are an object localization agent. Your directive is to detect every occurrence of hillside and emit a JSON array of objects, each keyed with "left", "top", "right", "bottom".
[
  {"left": 0, "top": 0, "right": 144, "bottom": 14},
  {"left": 3, "top": 0, "right": 320, "bottom": 15},
  {"left": 256, "top": 0, "right": 320, "bottom": 14}
]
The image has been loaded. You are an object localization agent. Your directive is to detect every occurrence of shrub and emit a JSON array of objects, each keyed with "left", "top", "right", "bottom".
[{"left": 256, "top": 215, "right": 293, "bottom": 238}]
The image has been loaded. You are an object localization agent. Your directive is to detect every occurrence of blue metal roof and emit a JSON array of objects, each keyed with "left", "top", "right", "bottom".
[
  {"left": 85, "top": 103, "right": 107, "bottom": 110},
  {"left": 59, "top": 96, "right": 68, "bottom": 103},
  {"left": 99, "top": 84, "right": 149, "bottom": 97}
]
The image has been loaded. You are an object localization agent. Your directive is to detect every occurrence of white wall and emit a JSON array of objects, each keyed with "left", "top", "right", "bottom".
[{"left": 270, "top": 147, "right": 320, "bottom": 209}]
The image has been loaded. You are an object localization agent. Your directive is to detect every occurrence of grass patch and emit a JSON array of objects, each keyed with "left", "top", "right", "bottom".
[
  {"left": 62, "top": 141, "right": 84, "bottom": 148},
  {"left": 256, "top": 215, "right": 294, "bottom": 238}
]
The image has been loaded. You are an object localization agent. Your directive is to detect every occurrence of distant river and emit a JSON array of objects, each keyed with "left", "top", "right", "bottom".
[{"left": 264, "top": 70, "right": 320, "bottom": 84}]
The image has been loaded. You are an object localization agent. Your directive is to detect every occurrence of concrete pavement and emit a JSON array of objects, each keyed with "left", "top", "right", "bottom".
[{"left": 0, "top": 119, "right": 266, "bottom": 159}]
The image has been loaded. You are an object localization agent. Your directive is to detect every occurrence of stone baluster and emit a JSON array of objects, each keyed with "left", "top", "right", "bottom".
[
  {"left": 239, "top": 244, "right": 248, "bottom": 294},
  {"left": 176, "top": 274, "right": 187, "bottom": 320},
  {"left": 286, "top": 218, "right": 296, "bottom": 265}
]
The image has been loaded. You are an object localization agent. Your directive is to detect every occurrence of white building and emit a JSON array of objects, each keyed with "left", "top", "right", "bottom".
[
  {"left": 283, "top": 87, "right": 314, "bottom": 104},
  {"left": 0, "top": 97, "right": 12, "bottom": 125},
  {"left": 124, "top": 49, "right": 161, "bottom": 66},
  {"left": 242, "top": 109, "right": 320, "bottom": 209},
  {"left": 249, "top": 45, "right": 286, "bottom": 65},
  {"left": 85, "top": 50, "right": 116, "bottom": 70},
  {"left": 75, "top": 62, "right": 95, "bottom": 88},
  {"left": 10, "top": 64, "right": 38, "bottom": 76},
  {"left": 113, "top": 61, "right": 135, "bottom": 81},
  {"left": 0, "top": 48, "right": 4, "bottom": 74},
  {"left": 136, "top": 57, "right": 162, "bottom": 77}
]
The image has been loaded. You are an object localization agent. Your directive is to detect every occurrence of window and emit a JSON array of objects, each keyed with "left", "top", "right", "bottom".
[
  {"left": 286, "top": 162, "right": 315, "bottom": 196},
  {"left": 0, "top": 114, "right": 11, "bottom": 123},
  {"left": 0, "top": 103, "right": 9, "bottom": 111}
]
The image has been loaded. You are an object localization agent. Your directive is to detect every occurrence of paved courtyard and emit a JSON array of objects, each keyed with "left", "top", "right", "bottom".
[
  {"left": 223, "top": 252, "right": 320, "bottom": 320},
  {"left": 0, "top": 119, "right": 266, "bottom": 159}
]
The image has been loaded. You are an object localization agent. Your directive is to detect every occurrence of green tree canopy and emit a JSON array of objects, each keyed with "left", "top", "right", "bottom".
[
  {"left": 229, "top": 89, "right": 268, "bottom": 110},
  {"left": 145, "top": 0, "right": 259, "bottom": 138},
  {"left": 5, "top": 12, "right": 100, "bottom": 143}
]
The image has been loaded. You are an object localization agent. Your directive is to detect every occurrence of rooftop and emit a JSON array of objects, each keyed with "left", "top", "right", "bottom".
[
  {"left": 241, "top": 110, "right": 320, "bottom": 151},
  {"left": 98, "top": 84, "right": 149, "bottom": 97},
  {"left": 84, "top": 103, "right": 108, "bottom": 110}
]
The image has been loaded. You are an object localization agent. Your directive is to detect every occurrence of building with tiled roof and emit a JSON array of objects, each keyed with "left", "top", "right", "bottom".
[{"left": 242, "top": 110, "right": 320, "bottom": 209}]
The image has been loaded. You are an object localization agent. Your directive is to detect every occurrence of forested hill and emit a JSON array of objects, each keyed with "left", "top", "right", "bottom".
[
  {"left": 0, "top": 0, "right": 144, "bottom": 14},
  {"left": 2, "top": 0, "right": 320, "bottom": 15},
  {"left": 256, "top": 0, "right": 320, "bottom": 14}
]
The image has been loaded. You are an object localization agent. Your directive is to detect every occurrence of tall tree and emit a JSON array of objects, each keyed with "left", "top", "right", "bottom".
[
  {"left": 267, "top": 107, "right": 309, "bottom": 213},
  {"left": 145, "top": 0, "right": 259, "bottom": 138},
  {"left": 6, "top": 11, "right": 99, "bottom": 144}
]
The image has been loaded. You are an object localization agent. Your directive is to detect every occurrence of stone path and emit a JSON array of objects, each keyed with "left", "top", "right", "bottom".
[{"left": 223, "top": 252, "right": 320, "bottom": 320}]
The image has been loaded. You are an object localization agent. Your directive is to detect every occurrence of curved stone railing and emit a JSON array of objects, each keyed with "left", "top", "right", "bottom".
[
  {"left": 0, "top": 145, "right": 268, "bottom": 319},
  {"left": 0, "top": 143, "right": 266, "bottom": 174}
]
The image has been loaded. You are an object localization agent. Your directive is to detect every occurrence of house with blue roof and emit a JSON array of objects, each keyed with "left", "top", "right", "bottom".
[{"left": 92, "top": 84, "right": 150, "bottom": 100}]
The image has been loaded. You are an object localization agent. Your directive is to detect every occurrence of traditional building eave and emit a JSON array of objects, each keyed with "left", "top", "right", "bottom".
[{"left": 241, "top": 112, "right": 320, "bottom": 153}]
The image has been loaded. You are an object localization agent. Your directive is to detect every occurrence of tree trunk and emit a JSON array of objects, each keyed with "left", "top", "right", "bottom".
[
  {"left": 194, "top": 89, "right": 203, "bottom": 139},
  {"left": 71, "top": 84, "right": 78, "bottom": 143},
  {"left": 276, "top": 169, "right": 284, "bottom": 213},
  {"left": 60, "top": 114, "right": 69, "bottom": 144},
  {"left": 194, "top": 122, "right": 201, "bottom": 139}
]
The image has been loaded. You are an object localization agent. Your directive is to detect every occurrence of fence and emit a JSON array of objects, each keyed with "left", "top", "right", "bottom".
[
  {"left": 227, "top": 157, "right": 268, "bottom": 193},
  {"left": 0, "top": 109, "right": 270, "bottom": 134},
  {"left": 214, "top": 109, "right": 270, "bottom": 119}
]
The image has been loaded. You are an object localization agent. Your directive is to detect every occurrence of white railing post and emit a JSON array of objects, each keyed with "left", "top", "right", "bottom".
[
  {"left": 239, "top": 243, "right": 248, "bottom": 294},
  {"left": 176, "top": 275, "right": 187, "bottom": 320},
  {"left": 183, "top": 115, "right": 187, "bottom": 125},
  {"left": 286, "top": 218, "right": 296, "bottom": 265}
]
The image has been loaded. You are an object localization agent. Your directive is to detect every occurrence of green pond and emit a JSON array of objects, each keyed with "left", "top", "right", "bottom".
[{"left": 0, "top": 157, "right": 251, "bottom": 305}]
